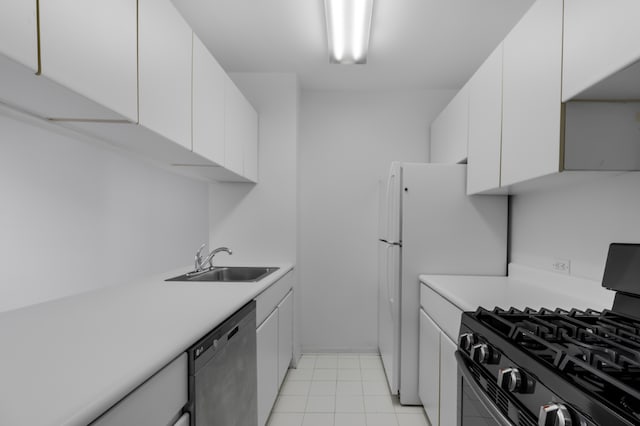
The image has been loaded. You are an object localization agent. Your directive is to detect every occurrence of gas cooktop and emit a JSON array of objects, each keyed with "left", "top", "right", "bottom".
[
  {"left": 467, "top": 306, "right": 640, "bottom": 424},
  {"left": 457, "top": 243, "right": 640, "bottom": 426}
]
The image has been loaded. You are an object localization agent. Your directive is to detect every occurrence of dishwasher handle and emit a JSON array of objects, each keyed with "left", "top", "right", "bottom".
[{"left": 227, "top": 326, "right": 239, "bottom": 340}]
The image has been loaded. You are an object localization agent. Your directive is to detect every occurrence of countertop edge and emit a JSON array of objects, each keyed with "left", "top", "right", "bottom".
[{"left": 418, "top": 273, "right": 508, "bottom": 312}]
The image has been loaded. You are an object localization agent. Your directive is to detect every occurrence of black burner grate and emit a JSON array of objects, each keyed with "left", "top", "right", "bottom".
[{"left": 472, "top": 307, "right": 640, "bottom": 422}]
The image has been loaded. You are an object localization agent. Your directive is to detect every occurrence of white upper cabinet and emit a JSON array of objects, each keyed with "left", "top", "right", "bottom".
[
  {"left": 563, "top": 0, "right": 640, "bottom": 101},
  {"left": 139, "top": 0, "right": 192, "bottom": 150},
  {"left": 501, "top": 0, "right": 563, "bottom": 187},
  {"left": 225, "top": 76, "right": 259, "bottom": 181},
  {"left": 0, "top": 0, "right": 258, "bottom": 182},
  {"left": 448, "top": 0, "right": 640, "bottom": 193},
  {"left": 39, "top": 0, "right": 138, "bottom": 122},
  {"left": 243, "top": 109, "right": 259, "bottom": 182},
  {"left": 0, "top": 0, "right": 38, "bottom": 71},
  {"left": 430, "top": 85, "right": 469, "bottom": 164},
  {"left": 466, "top": 43, "right": 504, "bottom": 195},
  {"left": 223, "top": 77, "right": 245, "bottom": 176},
  {"left": 192, "top": 34, "right": 225, "bottom": 165}
]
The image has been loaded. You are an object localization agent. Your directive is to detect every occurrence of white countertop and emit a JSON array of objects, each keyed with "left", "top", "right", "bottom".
[
  {"left": 419, "top": 263, "right": 616, "bottom": 313},
  {"left": 0, "top": 263, "right": 294, "bottom": 426}
]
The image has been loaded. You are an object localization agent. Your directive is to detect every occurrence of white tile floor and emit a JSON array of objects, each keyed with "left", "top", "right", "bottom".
[{"left": 266, "top": 353, "right": 429, "bottom": 426}]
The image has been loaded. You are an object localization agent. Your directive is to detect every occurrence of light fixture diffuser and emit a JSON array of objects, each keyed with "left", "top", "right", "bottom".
[{"left": 324, "top": 0, "right": 373, "bottom": 64}]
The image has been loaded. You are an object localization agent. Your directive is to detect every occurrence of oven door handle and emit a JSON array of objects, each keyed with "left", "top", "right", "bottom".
[{"left": 455, "top": 351, "right": 515, "bottom": 426}]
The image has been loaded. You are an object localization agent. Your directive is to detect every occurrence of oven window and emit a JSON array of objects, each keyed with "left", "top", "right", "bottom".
[{"left": 460, "top": 375, "right": 503, "bottom": 426}]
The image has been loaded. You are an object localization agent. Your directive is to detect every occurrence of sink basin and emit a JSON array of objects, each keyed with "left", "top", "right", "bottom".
[{"left": 166, "top": 266, "right": 279, "bottom": 282}]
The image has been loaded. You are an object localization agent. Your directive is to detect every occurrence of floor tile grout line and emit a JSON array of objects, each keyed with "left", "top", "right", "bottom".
[{"left": 270, "top": 353, "right": 427, "bottom": 426}]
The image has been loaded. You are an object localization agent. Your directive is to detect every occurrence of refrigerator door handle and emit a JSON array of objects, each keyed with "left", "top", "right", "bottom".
[
  {"left": 386, "top": 245, "right": 396, "bottom": 317},
  {"left": 386, "top": 171, "right": 397, "bottom": 243},
  {"left": 384, "top": 173, "right": 396, "bottom": 240},
  {"left": 385, "top": 245, "right": 392, "bottom": 308},
  {"left": 389, "top": 248, "right": 398, "bottom": 319}
]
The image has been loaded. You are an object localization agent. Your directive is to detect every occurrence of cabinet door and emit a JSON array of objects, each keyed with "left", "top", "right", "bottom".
[
  {"left": 0, "top": 0, "right": 37, "bottom": 71},
  {"left": 257, "top": 309, "right": 278, "bottom": 426},
  {"left": 430, "top": 85, "right": 469, "bottom": 164},
  {"left": 439, "top": 335, "right": 458, "bottom": 426},
  {"left": 223, "top": 76, "right": 247, "bottom": 176},
  {"left": 563, "top": 0, "right": 640, "bottom": 101},
  {"left": 501, "top": 0, "right": 563, "bottom": 186},
  {"left": 192, "top": 34, "right": 225, "bottom": 165},
  {"left": 467, "top": 43, "right": 504, "bottom": 195},
  {"left": 92, "top": 354, "right": 187, "bottom": 426},
  {"left": 243, "top": 103, "right": 259, "bottom": 182},
  {"left": 277, "top": 291, "right": 293, "bottom": 387},
  {"left": 39, "top": 0, "right": 138, "bottom": 122},
  {"left": 139, "top": 0, "right": 192, "bottom": 150},
  {"left": 419, "top": 309, "right": 440, "bottom": 426},
  {"left": 224, "top": 76, "right": 259, "bottom": 181}
]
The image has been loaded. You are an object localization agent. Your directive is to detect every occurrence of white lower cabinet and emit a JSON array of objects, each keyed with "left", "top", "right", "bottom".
[
  {"left": 419, "top": 309, "right": 441, "bottom": 425},
  {"left": 255, "top": 271, "right": 295, "bottom": 426},
  {"left": 91, "top": 353, "right": 187, "bottom": 426},
  {"left": 277, "top": 291, "right": 293, "bottom": 386},
  {"left": 439, "top": 334, "right": 458, "bottom": 426},
  {"left": 257, "top": 309, "right": 279, "bottom": 426},
  {"left": 419, "top": 284, "right": 462, "bottom": 426}
]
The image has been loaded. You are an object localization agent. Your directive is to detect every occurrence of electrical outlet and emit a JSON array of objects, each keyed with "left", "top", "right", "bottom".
[{"left": 552, "top": 258, "right": 571, "bottom": 274}]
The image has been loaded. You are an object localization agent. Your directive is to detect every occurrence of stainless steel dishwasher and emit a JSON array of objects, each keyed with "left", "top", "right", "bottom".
[{"left": 185, "top": 301, "right": 257, "bottom": 426}]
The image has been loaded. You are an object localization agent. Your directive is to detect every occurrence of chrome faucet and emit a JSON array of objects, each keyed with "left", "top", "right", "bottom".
[{"left": 194, "top": 244, "right": 233, "bottom": 272}]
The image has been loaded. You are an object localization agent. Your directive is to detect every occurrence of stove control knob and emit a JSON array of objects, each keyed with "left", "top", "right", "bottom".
[
  {"left": 497, "top": 368, "right": 522, "bottom": 392},
  {"left": 470, "top": 343, "right": 494, "bottom": 364},
  {"left": 538, "top": 403, "right": 572, "bottom": 426},
  {"left": 458, "top": 333, "right": 476, "bottom": 352}
]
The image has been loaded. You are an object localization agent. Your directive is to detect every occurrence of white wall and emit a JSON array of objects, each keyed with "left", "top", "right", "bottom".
[
  {"left": 0, "top": 108, "right": 208, "bottom": 313},
  {"left": 299, "top": 89, "right": 454, "bottom": 352},
  {"left": 511, "top": 172, "right": 640, "bottom": 282}
]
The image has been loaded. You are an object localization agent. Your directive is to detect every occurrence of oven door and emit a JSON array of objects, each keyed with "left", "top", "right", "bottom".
[{"left": 456, "top": 351, "right": 516, "bottom": 426}]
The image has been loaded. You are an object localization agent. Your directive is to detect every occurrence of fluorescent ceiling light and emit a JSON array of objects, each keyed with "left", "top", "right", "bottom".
[{"left": 324, "top": 0, "right": 373, "bottom": 64}]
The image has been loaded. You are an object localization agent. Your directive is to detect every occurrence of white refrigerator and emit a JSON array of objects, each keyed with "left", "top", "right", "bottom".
[{"left": 377, "top": 162, "right": 507, "bottom": 405}]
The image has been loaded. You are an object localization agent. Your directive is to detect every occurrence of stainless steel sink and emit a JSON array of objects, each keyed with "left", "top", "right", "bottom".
[{"left": 166, "top": 266, "right": 279, "bottom": 282}]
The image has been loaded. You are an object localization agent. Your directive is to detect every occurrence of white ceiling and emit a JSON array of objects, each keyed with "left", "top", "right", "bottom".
[{"left": 172, "top": 0, "right": 534, "bottom": 91}]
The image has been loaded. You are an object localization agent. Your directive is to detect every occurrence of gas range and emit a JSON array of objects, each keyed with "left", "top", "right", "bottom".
[{"left": 456, "top": 243, "right": 640, "bottom": 426}]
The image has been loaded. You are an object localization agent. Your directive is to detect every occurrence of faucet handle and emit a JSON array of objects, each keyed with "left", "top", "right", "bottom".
[{"left": 195, "top": 243, "right": 206, "bottom": 271}]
